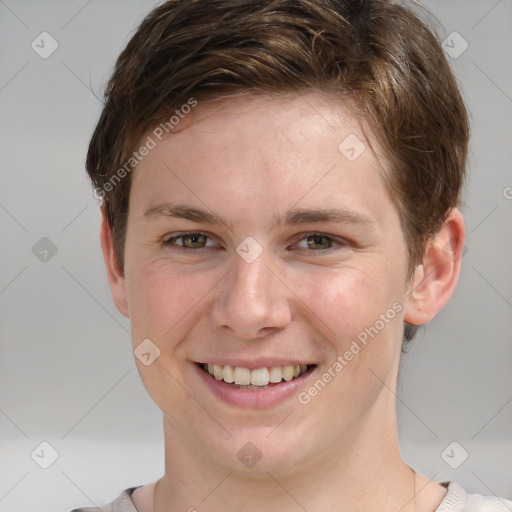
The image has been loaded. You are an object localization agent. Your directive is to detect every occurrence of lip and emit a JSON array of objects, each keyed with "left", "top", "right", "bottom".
[{"left": 193, "top": 362, "right": 317, "bottom": 408}]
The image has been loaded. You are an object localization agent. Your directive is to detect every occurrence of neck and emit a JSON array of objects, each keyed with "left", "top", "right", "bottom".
[{"left": 155, "top": 396, "right": 417, "bottom": 512}]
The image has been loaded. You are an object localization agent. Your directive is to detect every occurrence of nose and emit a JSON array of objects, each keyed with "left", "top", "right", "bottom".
[{"left": 211, "top": 249, "right": 292, "bottom": 339}]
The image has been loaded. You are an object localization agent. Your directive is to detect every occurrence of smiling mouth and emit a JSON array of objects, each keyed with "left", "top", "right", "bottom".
[{"left": 197, "top": 362, "right": 315, "bottom": 390}]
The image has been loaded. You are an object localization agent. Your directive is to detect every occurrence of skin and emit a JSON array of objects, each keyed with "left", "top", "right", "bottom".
[{"left": 100, "top": 91, "right": 465, "bottom": 512}]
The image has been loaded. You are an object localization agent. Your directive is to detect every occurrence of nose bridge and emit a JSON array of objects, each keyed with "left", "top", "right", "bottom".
[
  {"left": 236, "top": 247, "right": 275, "bottom": 303},
  {"left": 212, "top": 244, "right": 291, "bottom": 338}
]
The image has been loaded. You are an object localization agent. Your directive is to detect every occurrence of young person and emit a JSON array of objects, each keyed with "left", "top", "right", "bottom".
[{"left": 73, "top": 1, "right": 511, "bottom": 511}]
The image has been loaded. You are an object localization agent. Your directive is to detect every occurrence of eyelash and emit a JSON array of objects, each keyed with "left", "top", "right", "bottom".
[{"left": 161, "top": 231, "right": 347, "bottom": 255}]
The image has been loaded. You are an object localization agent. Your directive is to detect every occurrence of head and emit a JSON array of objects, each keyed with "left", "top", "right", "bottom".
[{"left": 88, "top": 0, "right": 468, "bottom": 475}]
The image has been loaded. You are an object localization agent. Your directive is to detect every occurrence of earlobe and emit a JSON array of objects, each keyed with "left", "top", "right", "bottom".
[
  {"left": 404, "top": 208, "right": 465, "bottom": 327},
  {"left": 99, "top": 205, "right": 129, "bottom": 317}
]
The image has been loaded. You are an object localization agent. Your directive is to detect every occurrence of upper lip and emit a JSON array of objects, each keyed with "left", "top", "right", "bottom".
[{"left": 196, "top": 359, "right": 315, "bottom": 370}]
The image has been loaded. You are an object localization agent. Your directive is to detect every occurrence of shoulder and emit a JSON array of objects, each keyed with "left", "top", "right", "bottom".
[
  {"left": 69, "top": 481, "right": 512, "bottom": 512},
  {"left": 437, "top": 481, "right": 512, "bottom": 512},
  {"left": 69, "top": 487, "right": 139, "bottom": 512}
]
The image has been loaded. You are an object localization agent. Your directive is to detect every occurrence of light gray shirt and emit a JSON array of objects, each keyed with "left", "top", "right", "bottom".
[{"left": 70, "top": 481, "right": 512, "bottom": 511}]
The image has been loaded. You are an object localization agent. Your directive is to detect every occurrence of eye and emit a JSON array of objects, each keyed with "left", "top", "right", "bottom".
[
  {"left": 162, "top": 232, "right": 217, "bottom": 252},
  {"left": 160, "top": 231, "right": 347, "bottom": 255},
  {"left": 294, "top": 232, "right": 346, "bottom": 252}
]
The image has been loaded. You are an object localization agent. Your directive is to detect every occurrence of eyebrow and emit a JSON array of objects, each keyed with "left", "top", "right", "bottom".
[{"left": 141, "top": 202, "right": 374, "bottom": 230}]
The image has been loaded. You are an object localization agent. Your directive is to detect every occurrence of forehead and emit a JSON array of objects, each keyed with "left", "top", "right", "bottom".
[
  {"left": 164, "top": 91, "right": 373, "bottom": 154},
  {"left": 129, "top": 91, "right": 395, "bottom": 225}
]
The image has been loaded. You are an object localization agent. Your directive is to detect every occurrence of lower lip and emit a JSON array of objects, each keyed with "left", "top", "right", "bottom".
[{"left": 194, "top": 363, "right": 316, "bottom": 408}]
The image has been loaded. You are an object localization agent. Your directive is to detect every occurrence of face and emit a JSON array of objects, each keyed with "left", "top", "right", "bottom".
[{"left": 118, "top": 92, "right": 414, "bottom": 476}]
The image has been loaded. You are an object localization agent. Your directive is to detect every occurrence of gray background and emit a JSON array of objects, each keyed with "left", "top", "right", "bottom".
[{"left": 0, "top": 1, "right": 511, "bottom": 511}]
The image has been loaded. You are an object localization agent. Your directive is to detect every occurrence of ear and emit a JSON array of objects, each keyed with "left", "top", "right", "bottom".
[
  {"left": 404, "top": 208, "right": 465, "bottom": 326},
  {"left": 99, "top": 205, "right": 129, "bottom": 317}
]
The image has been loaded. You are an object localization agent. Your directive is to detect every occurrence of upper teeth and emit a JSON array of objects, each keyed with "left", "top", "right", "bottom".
[{"left": 204, "top": 363, "right": 309, "bottom": 386}]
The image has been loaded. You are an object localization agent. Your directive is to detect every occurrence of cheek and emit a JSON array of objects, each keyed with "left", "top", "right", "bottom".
[
  {"left": 123, "top": 262, "right": 214, "bottom": 411},
  {"left": 297, "top": 269, "right": 405, "bottom": 411},
  {"left": 125, "top": 261, "right": 205, "bottom": 343},
  {"left": 296, "top": 263, "right": 406, "bottom": 400},
  {"left": 293, "top": 263, "right": 402, "bottom": 345}
]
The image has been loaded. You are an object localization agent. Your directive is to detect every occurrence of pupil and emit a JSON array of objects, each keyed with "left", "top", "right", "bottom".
[
  {"left": 186, "top": 234, "right": 204, "bottom": 248},
  {"left": 309, "top": 235, "right": 329, "bottom": 250}
]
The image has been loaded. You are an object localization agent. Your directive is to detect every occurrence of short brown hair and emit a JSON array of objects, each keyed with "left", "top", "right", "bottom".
[{"left": 86, "top": 0, "right": 470, "bottom": 342}]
